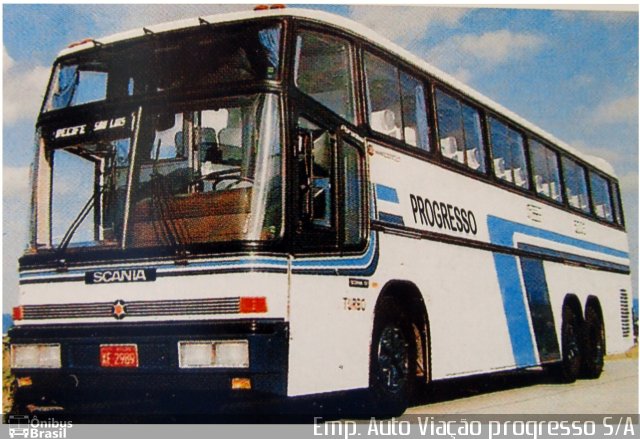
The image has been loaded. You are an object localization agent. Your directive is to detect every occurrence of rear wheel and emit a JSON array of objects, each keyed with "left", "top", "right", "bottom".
[
  {"left": 556, "top": 305, "right": 582, "bottom": 383},
  {"left": 581, "top": 306, "right": 605, "bottom": 379},
  {"left": 369, "top": 300, "right": 415, "bottom": 416}
]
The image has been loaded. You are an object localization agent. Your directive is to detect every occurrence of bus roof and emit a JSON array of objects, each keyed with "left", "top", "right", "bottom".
[{"left": 58, "top": 7, "right": 616, "bottom": 177}]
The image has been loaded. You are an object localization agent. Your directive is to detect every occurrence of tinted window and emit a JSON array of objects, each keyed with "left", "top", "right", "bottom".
[
  {"left": 488, "top": 117, "right": 528, "bottom": 188},
  {"left": 435, "top": 89, "right": 486, "bottom": 172},
  {"left": 561, "top": 157, "right": 590, "bottom": 213},
  {"left": 365, "top": 54, "right": 429, "bottom": 150},
  {"left": 530, "top": 139, "right": 563, "bottom": 202},
  {"left": 611, "top": 182, "right": 624, "bottom": 225},
  {"left": 400, "top": 72, "right": 429, "bottom": 150},
  {"left": 364, "top": 53, "right": 402, "bottom": 140},
  {"left": 590, "top": 172, "right": 614, "bottom": 221},
  {"left": 295, "top": 31, "right": 354, "bottom": 122}
]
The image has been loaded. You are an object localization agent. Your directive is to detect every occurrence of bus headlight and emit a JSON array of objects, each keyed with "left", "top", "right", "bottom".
[
  {"left": 178, "top": 340, "right": 249, "bottom": 368},
  {"left": 11, "top": 344, "right": 61, "bottom": 369}
]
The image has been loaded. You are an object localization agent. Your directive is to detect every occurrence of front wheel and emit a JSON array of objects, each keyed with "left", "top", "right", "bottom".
[
  {"left": 581, "top": 306, "right": 605, "bottom": 379},
  {"left": 369, "top": 300, "right": 415, "bottom": 416}
]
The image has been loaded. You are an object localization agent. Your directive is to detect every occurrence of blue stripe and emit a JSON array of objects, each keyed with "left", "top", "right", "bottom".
[
  {"left": 378, "top": 211, "right": 405, "bottom": 226},
  {"left": 487, "top": 216, "right": 629, "bottom": 259},
  {"left": 492, "top": 253, "right": 538, "bottom": 366},
  {"left": 487, "top": 215, "right": 629, "bottom": 368},
  {"left": 518, "top": 243, "right": 629, "bottom": 272},
  {"left": 375, "top": 184, "right": 399, "bottom": 204},
  {"left": 292, "top": 233, "right": 377, "bottom": 271}
]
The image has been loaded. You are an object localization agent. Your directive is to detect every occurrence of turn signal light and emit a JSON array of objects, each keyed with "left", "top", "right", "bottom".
[
  {"left": 12, "top": 306, "right": 24, "bottom": 321},
  {"left": 231, "top": 377, "right": 252, "bottom": 390},
  {"left": 239, "top": 297, "right": 267, "bottom": 313}
]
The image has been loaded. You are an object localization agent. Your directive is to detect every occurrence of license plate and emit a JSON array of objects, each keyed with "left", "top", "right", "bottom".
[{"left": 100, "top": 344, "right": 139, "bottom": 368}]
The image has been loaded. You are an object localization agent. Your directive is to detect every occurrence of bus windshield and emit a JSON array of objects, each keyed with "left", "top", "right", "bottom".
[
  {"left": 43, "top": 93, "right": 282, "bottom": 251},
  {"left": 43, "top": 23, "right": 281, "bottom": 111}
]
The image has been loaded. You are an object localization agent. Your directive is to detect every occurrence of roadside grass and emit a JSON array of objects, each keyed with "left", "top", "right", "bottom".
[{"left": 3, "top": 336, "right": 14, "bottom": 414}]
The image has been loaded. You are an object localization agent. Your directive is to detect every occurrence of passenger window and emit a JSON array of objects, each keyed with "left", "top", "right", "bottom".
[
  {"left": 364, "top": 53, "right": 429, "bottom": 150},
  {"left": 295, "top": 31, "right": 355, "bottom": 123},
  {"left": 400, "top": 72, "right": 430, "bottom": 151},
  {"left": 529, "top": 139, "right": 563, "bottom": 202},
  {"left": 435, "top": 89, "right": 486, "bottom": 172},
  {"left": 611, "top": 182, "right": 624, "bottom": 226},
  {"left": 561, "top": 157, "right": 590, "bottom": 213},
  {"left": 488, "top": 117, "right": 528, "bottom": 188},
  {"left": 589, "top": 172, "right": 614, "bottom": 222},
  {"left": 364, "top": 53, "right": 402, "bottom": 141}
]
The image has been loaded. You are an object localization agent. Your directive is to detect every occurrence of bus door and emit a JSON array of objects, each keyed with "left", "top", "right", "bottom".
[{"left": 287, "top": 110, "right": 372, "bottom": 395}]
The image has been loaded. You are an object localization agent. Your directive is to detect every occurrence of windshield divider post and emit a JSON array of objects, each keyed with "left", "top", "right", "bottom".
[{"left": 121, "top": 106, "right": 143, "bottom": 250}]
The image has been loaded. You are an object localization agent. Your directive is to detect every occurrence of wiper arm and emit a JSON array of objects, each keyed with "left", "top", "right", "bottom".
[
  {"left": 149, "top": 139, "right": 188, "bottom": 256},
  {"left": 57, "top": 152, "right": 116, "bottom": 257},
  {"left": 57, "top": 192, "right": 97, "bottom": 253}
]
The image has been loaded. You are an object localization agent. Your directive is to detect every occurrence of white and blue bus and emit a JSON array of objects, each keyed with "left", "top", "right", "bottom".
[{"left": 10, "top": 7, "right": 634, "bottom": 416}]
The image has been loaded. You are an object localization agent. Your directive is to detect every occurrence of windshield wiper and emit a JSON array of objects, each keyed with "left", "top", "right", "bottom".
[
  {"left": 149, "top": 139, "right": 189, "bottom": 258},
  {"left": 57, "top": 192, "right": 98, "bottom": 253}
]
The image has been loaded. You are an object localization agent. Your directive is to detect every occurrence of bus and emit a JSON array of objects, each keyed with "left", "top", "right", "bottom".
[{"left": 9, "top": 6, "right": 634, "bottom": 416}]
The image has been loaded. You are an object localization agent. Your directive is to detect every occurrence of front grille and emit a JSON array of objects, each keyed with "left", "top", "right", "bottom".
[
  {"left": 620, "top": 290, "right": 631, "bottom": 338},
  {"left": 22, "top": 297, "right": 240, "bottom": 320}
]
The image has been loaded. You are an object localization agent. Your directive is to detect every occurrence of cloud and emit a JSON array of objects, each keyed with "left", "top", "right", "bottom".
[
  {"left": 590, "top": 95, "right": 638, "bottom": 125},
  {"left": 428, "top": 30, "right": 545, "bottom": 76},
  {"left": 349, "top": 5, "right": 468, "bottom": 46},
  {"left": 3, "top": 47, "right": 51, "bottom": 125}
]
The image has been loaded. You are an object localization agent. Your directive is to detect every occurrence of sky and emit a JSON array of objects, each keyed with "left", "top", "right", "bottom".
[{"left": 2, "top": 4, "right": 638, "bottom": 313}]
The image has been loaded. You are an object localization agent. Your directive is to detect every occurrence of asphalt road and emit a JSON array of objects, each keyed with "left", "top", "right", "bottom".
[{"left": 406, "top": 357, "right": 638, "bottom": 415}]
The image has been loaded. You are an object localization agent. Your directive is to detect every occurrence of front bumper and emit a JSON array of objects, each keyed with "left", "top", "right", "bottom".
[{"left": 8, "top": 319, "right": 288, "bottom": 414}]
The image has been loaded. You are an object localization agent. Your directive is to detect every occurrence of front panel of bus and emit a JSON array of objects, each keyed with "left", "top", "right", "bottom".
[{"left": 10, "top": 19, "right": 296, "bottom": 410}]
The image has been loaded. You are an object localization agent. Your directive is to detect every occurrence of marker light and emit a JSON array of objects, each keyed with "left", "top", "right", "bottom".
[
  {"left": 239, "top": 297, "right": 268, "bottom": 313},
  {"left": 68, "top": 38, "right": 94, "bottom": 49},
  {"left": 270, "top": 4, "right": 286, "bottom": 9},
  {"left": 254, "top": 5, "right": 269, "bottom": 11},
  {"left": 178, "top": 340, "right": 249, "bottom": 368},
  {"left": 11, "top": 344, "right": 61, "bottom": 369}
]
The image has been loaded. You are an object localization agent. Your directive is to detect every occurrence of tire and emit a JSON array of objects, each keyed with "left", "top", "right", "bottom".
[
  {"left": 555, "top": 305, "right": 582, "bottom": 383},
  {"left": 581, "top": 306, "right": 605, "bottom": 379},
  {"left": 369, "top": 299, "right": 415, "bottom": 416}
]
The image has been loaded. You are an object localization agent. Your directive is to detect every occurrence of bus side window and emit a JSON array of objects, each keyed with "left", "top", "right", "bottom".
[
  {"left": 589, "top": 171, "right": 614, "bottom": 222},
  {"left": 488, "top": 117, "right": 528, "bottom": 188},
  {"left": 295, "top": 31, "right": 355, "bottom": 123},
  {"left": 610, "top": 181, "right": 624, "bottom": 226},
  {"left": 561, "top": 156, "right": 590, "bottom": 213},
  {"left": 435, "top": 88, "right": 486, "bottom": 172},
  {"left": 530, "top": 139, "right": 563, "bottom": 202},
  {"left": 364, "top": 52, "right": 402, "bottom": 141}
]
